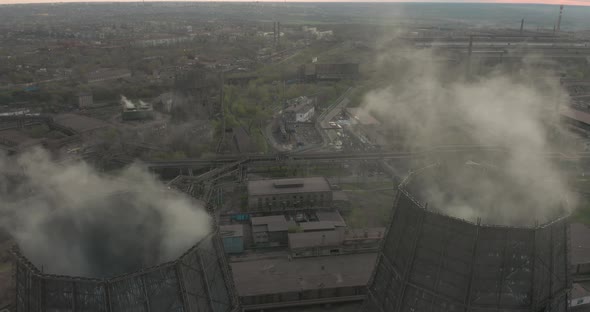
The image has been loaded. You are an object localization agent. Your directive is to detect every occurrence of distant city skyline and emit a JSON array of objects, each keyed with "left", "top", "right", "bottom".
[{"left": 0, "top": 0, "right": 589, "bottom": 5}]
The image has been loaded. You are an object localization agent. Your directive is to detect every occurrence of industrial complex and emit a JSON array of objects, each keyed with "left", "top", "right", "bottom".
[{"left": 2, "top": 2, "right": 590, "bottom": 312}]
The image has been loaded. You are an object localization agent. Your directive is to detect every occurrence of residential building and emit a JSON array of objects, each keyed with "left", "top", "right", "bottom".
[{"left": 247, "top": 177, "right": 333, "bottom": 211}]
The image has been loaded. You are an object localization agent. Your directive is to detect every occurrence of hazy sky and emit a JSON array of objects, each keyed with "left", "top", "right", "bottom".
[{"left": 0, "top": 0, "right": 589, "bottom": 5}]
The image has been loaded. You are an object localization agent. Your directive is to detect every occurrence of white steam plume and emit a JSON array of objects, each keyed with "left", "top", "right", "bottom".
[
  {"left": 360, "top": 37, "right": 575, "bottom": 226},
  {"left": 0, "top": 148, "right": 211, "bottom": 277}
]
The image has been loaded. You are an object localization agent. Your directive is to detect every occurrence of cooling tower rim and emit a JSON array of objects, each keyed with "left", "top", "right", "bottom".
[
  {"left": 397, "top": 162, "right": 571, "bottom": 230},
  {"left": 12, "top": 228, "right": 219, "bottom": 283}
]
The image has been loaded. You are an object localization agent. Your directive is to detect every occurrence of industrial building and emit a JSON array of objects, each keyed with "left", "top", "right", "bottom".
[
  {"left": 250, "top": 215, "right": 291, "bottom": 246},
  {"left": 220, "top": 224, "right": 245, "bottom": 254},
  {"left": 13, "top": 230, "right": 239, "bottom": 312},
  {"left": 121, "top": 97, "right": 154, "bottom": 121},
  {"left": 362, "top": 164, "right": 571, "bottom": 312},
  {"left": 283, "top": 96, "right": 315, "bottom": 123},
  {"left": 246, "top": 177, "right": 333, "bottom": 211},
  {"left": 232, "top": 253, "right": 376, "bottom": 309},
  {"left": 562, "top": 106, "right": 590, "bottom": 133},
  {"left": 77, "top": 93, "right": 93, "bottom": 108},
  {"left": 299, "top": 63, "right": 359, "bottom": 82},
  {"left": 288, "top": 227, "right": 384, "bottom": 258}
]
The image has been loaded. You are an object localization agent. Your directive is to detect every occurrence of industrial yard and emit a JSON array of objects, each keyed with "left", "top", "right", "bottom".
[{"left": 2, "top": 2, "right": 590, "bottom": 312}]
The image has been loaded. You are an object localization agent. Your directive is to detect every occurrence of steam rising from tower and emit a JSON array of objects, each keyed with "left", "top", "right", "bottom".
[{"left": 1, "top": 149, "right": 212, "bottom": 278}]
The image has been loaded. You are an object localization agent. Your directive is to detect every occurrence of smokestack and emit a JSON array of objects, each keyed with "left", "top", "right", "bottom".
[
  {"left": 520, "top": 18, "right": 524, "bottom": 34},
  {"left": 557, "top": 5, "right": 564, "bottom": 32}
]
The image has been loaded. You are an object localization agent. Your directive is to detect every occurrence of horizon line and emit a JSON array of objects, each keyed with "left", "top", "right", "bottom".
[{"left": 1, "top": 0, "right": 588, "bottom": 5}]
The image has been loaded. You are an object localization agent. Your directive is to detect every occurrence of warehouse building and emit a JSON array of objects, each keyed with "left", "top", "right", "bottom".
[{"left": 247, "top": 177, "right": 333, "bottom": 211}]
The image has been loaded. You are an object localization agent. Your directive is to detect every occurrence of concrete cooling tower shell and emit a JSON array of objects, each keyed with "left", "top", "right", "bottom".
[
  {"left": 12, "top": 230, "right": 239, "bottom": 312},
  {"left": 363, "top": 165, "right": 571, "bottom": 312}
]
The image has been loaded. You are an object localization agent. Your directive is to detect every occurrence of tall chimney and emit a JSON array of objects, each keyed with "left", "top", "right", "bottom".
[
  {"left": 557, "top": 5, "right": 564, "bottom": 32},
  {"left": 520, "top": 18, "right": 524, "bottom": 34}
]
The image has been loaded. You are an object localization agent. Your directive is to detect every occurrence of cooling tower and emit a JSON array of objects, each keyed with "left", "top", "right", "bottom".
[
  {"left": 13, "top": 230, "right": 239, "bottom": 312},
  {"left": 362, "top": 163, "right": 571, "bottom": 312}
]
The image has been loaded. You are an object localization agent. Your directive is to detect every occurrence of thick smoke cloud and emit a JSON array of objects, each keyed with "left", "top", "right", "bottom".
[
  {"left": 360, "top": 38, "right": 574, "bottom": 226},
  {"left": 0, "top": 148, "right": 211, "bottom": 278}
]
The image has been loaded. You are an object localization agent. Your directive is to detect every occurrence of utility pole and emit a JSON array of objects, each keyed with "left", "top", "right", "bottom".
[{"left": 520, "top": 19, "right": 525, "bottom": 35}]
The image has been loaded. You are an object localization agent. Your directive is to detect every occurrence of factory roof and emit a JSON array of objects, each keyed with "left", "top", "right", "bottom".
[
  {"left": 316, "top": 211, "right": 347, "bottom": 227},
  {"left": 247, "top": 177, "right": 331, "bottom": 196},
  {"left": 251, "top": 215, "right": 289, "bottom": 232},
  {"left": 300, "top": 221, "right": 336, "bottom": 232},
  {"left": 572, "top": 282, "right": 590, "bottom": 300},
  {"left": 571, "top": 223, "right": 590, "bottom": 265},
  {"left": 561, "top": 107, "right": 590, "bottom": 126},
  {"left": 219, "top": 224, "right": 244, "bottom": 238},
  {"left": 231, "top": 252, "right": 377, "bottom": 296},
  {"left": 288, "top": 230, "right": 344, "bottom": 249}
]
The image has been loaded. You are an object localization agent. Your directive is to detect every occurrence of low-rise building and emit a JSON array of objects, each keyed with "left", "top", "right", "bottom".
[
  {"left": 315, "top": 210, "right": 347, "bottom": 227},
  {"left": 220, "top": 224, "right": 245, "bottom": 254},
  {"left": 77, "top": 93, "right": 93, "bottom": 108},
  {"left": 247, "top": 177, "right": 333, "bottom": 212},
  {"left": 251, "top": 215, "right": 291, "bottom": 246},
  {"left": 288, "top": 227, "right": 385, "bottom": 258},
  {"left": 284, "top": 96, "right": 315, "bottom": 123},
  {"left": 300, "top": 221, "right": 336, "bottom": 232}
]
